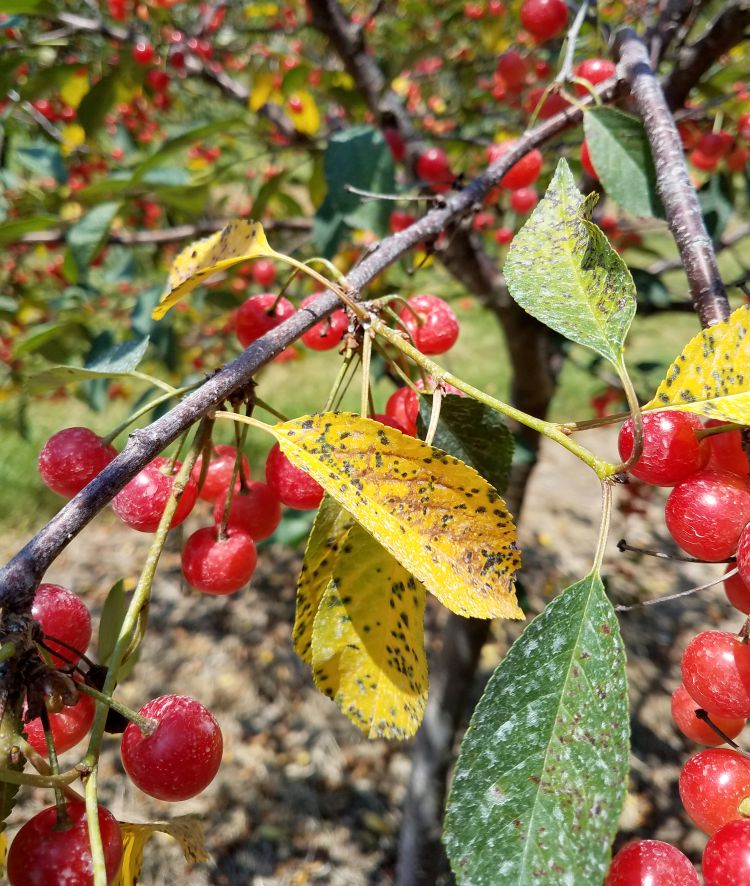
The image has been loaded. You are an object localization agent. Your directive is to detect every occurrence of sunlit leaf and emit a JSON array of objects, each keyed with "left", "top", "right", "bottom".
[
  {"left": 59, "top": 69, "right": 89, "bottom": 109},
  {"left": 644, "top": 304, "right": 750, "bottom": 423},
  {"left": 272, "top": 413, "right": 523, "bottom": 620},
  {"left": 60, "top": 124, "right": 86, "bottom": 157},
  {"left": 504, "top": 159, "right": 636, "bottom": 367},
  {"left": 294, "top": 496, "right": 355, "bottom": 663},
  {"left": 311, "top": 522, "right": 428, "bottom": 739},
  {"left": 249, "top": 71, "right": 276, "bottom": 111},
  {"left": 444, "top": 573, "right": 629, "bottom": 884},
  {"left": 114, "top": 816, "right": 208, "bottom": 886},
  {"left": 285, "top": 89, "right": 320, "bottom": 135},
  {"left": 151, "top": 220, "right": 276, "bottom": 319}
]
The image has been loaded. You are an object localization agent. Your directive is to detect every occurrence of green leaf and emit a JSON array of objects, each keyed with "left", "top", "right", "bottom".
[
  {"left": 0, "top": 0, "right": 51, "bottom": 14},
  {"left": 25, "top": 337, "right": 149, "bottom": 393},
  {"left": 443, "top": 573, "right": 629, "bottom": 884},
  {"left": 583, "top": 108, "right": 665, "bottom": 218},
  {"left": 504, "top": 159, "right": 637, "bottom": 366},
  {"left": 699, "top": 173, "right": 733, "bottom": 243},
  {"left": 77, "top": 71, "right": 120, "bottom": 137},
  {"left": 629, "top": 268, "right": 671, "bottom": 310},
  {"left": 0, "top": 215, "right": 58, "bottom": 246},
  {"left": 15, "top": 143, "right": 67, "bottom": 184},
  {"left": 13, "top": 321, "right": 80, "bottom": 358},
  {"left": 313, "top": 125, "right": 395, "bottom": 257},
  {"left": 416, "top": 395, "right": 514, "bottom": 494},
  {"left": 131, "top": 119, "right": 243, "bottom": 180},
  {"left": 97, "top": 579, "right": 128, "bottom": 665},
  {"left": 65, "top": 202, "right": 120, "bottom": 281}
]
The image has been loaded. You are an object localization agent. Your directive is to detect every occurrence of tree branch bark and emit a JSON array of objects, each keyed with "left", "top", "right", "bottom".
[{"left": 615, "top": 28, "right": 731, "bottom": 328}]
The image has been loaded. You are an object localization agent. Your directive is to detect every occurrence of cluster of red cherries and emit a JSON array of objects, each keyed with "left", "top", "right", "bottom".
[{"left": 605, "top": 410, "right": 750, "bottom": 884}]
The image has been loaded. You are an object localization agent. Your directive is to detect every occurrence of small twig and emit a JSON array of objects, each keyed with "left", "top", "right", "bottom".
[
  {"left": 615, "top": 568, "right": 736, "bottom": 611},
  {"left": 617, "top": 538, "right": 735, "bottom": 563},
  {"left": 344, "top": 184, "right": 440, "bottom": 203},
  {"left": 555, "top": 0, "right": 591, "bottom": 84}
]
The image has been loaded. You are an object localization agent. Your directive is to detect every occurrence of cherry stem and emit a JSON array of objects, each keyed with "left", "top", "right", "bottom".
[
  {"left": 609, "top": 357, "right": 644, "bottom": 476},
  {"left": 360, "top": 329, "right": 373, "bottom": 419},
  {"left": 694, "top": 422, "right": 743, "bottom": 440},
  {"left": 75, "top": 683, "right": 156, "bottom": 736},
  {"left": 592, "top": 481, "right": 613, "bottom": 576},
  {"left": 617, "top": 538, "right": 735, "bottom": 563},
  {"left": 424, "top": 388, "right": 442, "bottom": 447},
  {"left": 38, "top": 635, "right": 95, "bottom": 669},
  {"left": 84, "top": 765, "right": 108, "bottom": 886},
  {"left": 217, "top": 411, "right": 250, "bottom": 540},
  {"left": 694, "top": 709, "right": 743, "bottom": 749},
  {"left": 323, "top": 347, "right": 359, "bottom": 413},
  {"left": 17, "top": 737, "right": 84, "bottom": 802},
  {"left": 253, "top": 396, "right": 289, "bottom": 423},
  {"left": 560, "top": 410, "right": 631, "bottom": 433},
  {"left": 40, "top": 706, "right": 66, "bottom": 815},
  {"left": 614, "top": 568, "right": 736, "bottom": 611}
]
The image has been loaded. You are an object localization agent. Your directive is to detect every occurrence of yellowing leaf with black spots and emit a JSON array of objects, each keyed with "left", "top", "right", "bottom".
[
  {"left": 644, "top": 304, "right": 750, "bottom": 423},
  {"left": 151, "top": 220, "right": 275, "bottom": 319},
  {"left": 294, "top": 495, "right": 355, "bottom": 663},
  {"left": 114, "top": 816, "right": 208, "bottom": 886},
  {"left": 311, "top": 523, "right": 428, "bottom": 739},
  {"left": 271, "top": 413, "right": 523, "bottom": 620}
]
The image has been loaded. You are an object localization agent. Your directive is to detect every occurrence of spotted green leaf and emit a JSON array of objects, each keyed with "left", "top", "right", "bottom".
[
  {"left": 294, "top": 495, "right": 355, "bottom": 663},
  {"left": 443, "top": 573, "right": 629, "bottom": 884},
  {"left": 311, "top": 522, "right": 428, "bottom": 739},
  {"left": 504, "top": 159, "right": 636, "bottom": 366},
  {"left": 644, "top": 304, "right": 750, "bottom": 423},
  {"left": 272, "top": 413, "right": 522, "bottom": 620}
]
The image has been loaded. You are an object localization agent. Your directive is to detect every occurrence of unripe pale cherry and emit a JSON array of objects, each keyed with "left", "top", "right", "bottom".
[
  {"left": 181, "top": 525, "right": 257, "bottom": 595},
  {"left": 38, "top": 427, "right": 117, "bottom": 498},
  {"left": 213, "top": 480, "right": 282, "bottom": 540},
  {"left": 702, "top": 819, "right": 750, "bottom": 885},
  {"left": 192, "top": 444, "right": 250, "bottom": 502},
  {"left": 398, "top": 294, "right": 459, "bottom": 355},
  {"left": 604, "top": 839, "right": 699, "bottom": 885},
  {"left": 7, "top": 801, "right": 123, "bottom": 886},
  {"left": 299, "top": 293, "right": 349, "bottom": 351},
  {"left": 679, "top": 748, "right": 750, "bottom": 834},
  {"left": 112, "top": 456, "right": 199, "bottom": 533},
  {"left": 265, "top": 443, "right": 324, "bottom": 510},
  {"left": 617, "top": 410, "right": 708, "bottom": 486},
  {"left": 681, "top": 631, "right": 750, "bottom": 719},
  {"left": 670, "top": 683, "right": 744, "bottom": 746},
  {"left": 32, "top": 583, "right": 92, "bottom": 667},
  {"left": 235, "top": 293, "right": 296, "bottom": 348},
  {"left": 121, "top": 695, "right": 223, "bottom": 801},
  {"left": 665, "top": 470, "right": 750, "bottom": 560}
]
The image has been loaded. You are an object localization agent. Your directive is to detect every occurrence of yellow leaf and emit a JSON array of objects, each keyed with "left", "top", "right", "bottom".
[
  {"left": 151, "top": 219, "right": 275, "bottom": 319},
  {"left": 114, "top": 816, "right": 208, "bottom": 886},
  {"left": 249, "top": 71, "right": 276, "bottom": 112},
  {"left": 272, "top": 414, "right": 523, "bottom": 620},
  {"left": 294, "top": 496, "right": 355, "bottom": 663},
  {"left": 0, "top": 832, "right": 6, "bottom": 879},
  {"left": 643, "top": 304, "right": 750, "bottom": 424},
  {"left": 311, "top": 522, "right": 428, "bottom": 739},
  {"left": 60, "top": 70, "right": 89, "bottom": 109},
  {"left": 286, "top": 90, "right": 320, "bottom": 136},
  {"left": 61, "top": 124, "right": 86, "bottom": 156},
  {"left": 244, "top": 2, "right": 279, "bottom": 16}
]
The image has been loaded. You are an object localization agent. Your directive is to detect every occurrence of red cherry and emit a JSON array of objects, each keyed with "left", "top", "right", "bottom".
[
  {"left": 520, "top": 0, "right": 568, "bottom": 42},
  {"left": 497, "top": 51, "right": 528, "bottom": 90},
  {"left": 698, "top": 132, "right": 725, "bottom": 157},
  {"left": 665, "top": 470, "right": 750, "bottom": 560},
  {"left": 703, "top": 820, "right": 750, "bottom": 885},
  {"left": 679, "top": 748, "right": 750, "bottom": 834},
  {"left": 235, "top": 293, "right": 296, "bottom": 348},
  {"left": 251, "top": 259, "right": 277, "bottom": 287},
  {"left": 525, "top": 87, "right": 570, "bottom": 119},
  {"left": 132, "top": 38, "right": 155, "bottom": 65},
  {"left": 385, "top": 387, "right": 420, "bottom": 436},
  {"left": 725, "top": 565, "right": 750, "bottom": 614},
  {"left": 618, "top": 410, "right": 709, "bottom": 486},
  {"left": 510, "top": 186, "right": 538, "bottom": 213},
  {"left": 671, "top": 683, "right": 745, "bottom": 746},
  {"left": 146, "top": 68, "right": 170, "bottom": 92},
  {"left": 24, "top": 687, "right": 96, "bottom": 756},
  {"left": 299, "top": 294, "right": 349, "bottom": 351},
  {"left": 464, "top": 2, "right": 484, "bottom": 19},
  {"left": 192, "top": 444, "right": 250, "bottom": 502},
  {"left": 705, "top": 419, "right": 748, "bottom": 477},
  {"left": 7, "top": 801, "right": 123, "bottom": 886},
  {"left": 398, "top": 294, "right": 459, "bottom": 355},
  {"left": 604, "top": 839, "right": 699, "bottom": 885},
  {"left": 32, "top": 584, "right": 92, "bottom": 667},
  {"left": 265, "top": 443, "right": 323, "bottom": 510},
  {"left": 38, "top": 427, "right": 117, "bottom": 498},
  {"left": 494, "top": 226, "right": 514, "bottom": 245},
  {"left": 169, "top": 49, "right": 186, "bottom": 70},
  {"left": 574, "top": 58, "right": 616, "bottom": 94},
  {"left": 121, "top": 695, "right": 223, "bottom": 801},
  {"left": 370, "top": 413, "right": 411, "bottom": 435},
  {"left": 383, "top": 127, "right": 405, "bottom": 162},
  {"left": 580, "top": 140, "right": 597, "bottom": 178},
  {"left": 487, "top": 141, "right": 543, "bottom": 189},
  {"left": 415, "top": 146, "right": 452, "bottom": 185},
  {"left": 739, "top": 112, "right": 750, "bottom": 140},
  {"left": 738, "top": 522, "right": 750, "bottom": 588},
  {"left": 682, "top": 631, "right": 750, "bottom": 719},
  {"left": 213, "top": 480, "right": 282, "bottom": 540},
  {"left": 690, "top": 149, "right": 719, "bottom": 172},
  {"left": 390, "top": 209, "right": 416, "bottom": 232},
  {"left": 727, "top": 146, "right": 750, "bottom": 173},
  {"left": 112, "top": 456, "right": 199, "bottom": 533},
  {"left": 181, "top": 525, "right": 257, "bottom": 595}
]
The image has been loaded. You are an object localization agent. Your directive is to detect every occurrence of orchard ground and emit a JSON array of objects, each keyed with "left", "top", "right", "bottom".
[{"left": 0, "top": 420, "right": 738, "bottom": 884}]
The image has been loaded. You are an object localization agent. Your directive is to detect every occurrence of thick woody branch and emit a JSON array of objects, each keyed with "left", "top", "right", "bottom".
[
  {"left": 615, "top": 28, "right": 730, "bottom": 328},
  {"left": 663, "top": 1, "right": 750, "bottom": 110}
]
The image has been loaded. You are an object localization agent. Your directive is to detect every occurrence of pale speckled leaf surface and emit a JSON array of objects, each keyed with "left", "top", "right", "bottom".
[
  {"left": 151, "top": 219, "right": 275, "bottom": 319},
  {"left": 644, "top": 304, "right": 750, "bottom": 423},
  {"left": 294, "top": 495, "right": 355, "bottom": 663},
  {"left": 504, "top": 159, "right": 636, "bottom": 366},
  {"left": 443, "top": 574, "right": 629, "bottom": 885},
  {"left": 272, "top": 413, "right": 522, "bottom": 620},
  {"left": 311, "top": 522, "right": 428, "bottom": 739}
]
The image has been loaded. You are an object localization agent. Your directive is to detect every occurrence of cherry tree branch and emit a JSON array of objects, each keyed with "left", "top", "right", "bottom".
[{"left": 615, "top": 28, "right": 730, "bottom": 328}]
